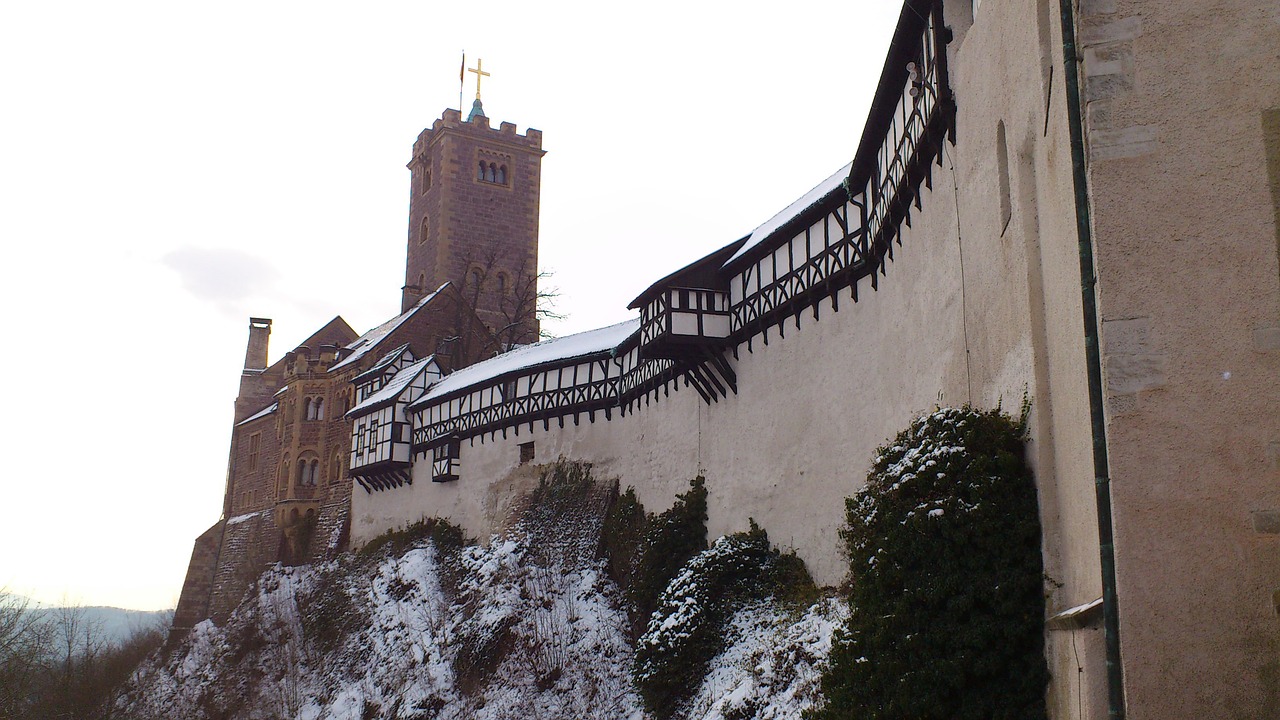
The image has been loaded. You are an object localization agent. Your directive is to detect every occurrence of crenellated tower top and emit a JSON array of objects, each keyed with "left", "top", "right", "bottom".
[{"left": 401, "top": 106, "right": 545, "bottom": 347}]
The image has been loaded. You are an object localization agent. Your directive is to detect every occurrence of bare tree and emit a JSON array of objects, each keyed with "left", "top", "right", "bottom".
[
  {"left": 0, "top": 590, "right": 53, "bottom": 720},
  {"left": 451, "top": 244, "right": 564, "bottom": 358},
  {"left": 0, "top": 593, "right": 169, "bottom": 720}
]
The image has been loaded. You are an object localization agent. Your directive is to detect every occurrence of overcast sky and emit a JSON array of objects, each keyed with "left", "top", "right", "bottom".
[{"left": 0, "top": 1, "right": 901, "bottom": 610}]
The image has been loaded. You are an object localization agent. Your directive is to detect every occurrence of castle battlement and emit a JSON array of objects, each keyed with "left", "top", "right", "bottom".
[{"left": 410, "top": 108, "right": 543, "bottom": 162}]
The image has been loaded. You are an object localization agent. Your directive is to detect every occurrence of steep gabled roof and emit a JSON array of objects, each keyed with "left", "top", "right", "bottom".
[{"left": 329, "top": 283, "right": 450, "bottom": 374}]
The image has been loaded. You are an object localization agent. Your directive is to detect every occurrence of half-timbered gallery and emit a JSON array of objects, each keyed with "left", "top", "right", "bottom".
[{"left": 176, "top": 1, "right": 1280, "bottom": 718}]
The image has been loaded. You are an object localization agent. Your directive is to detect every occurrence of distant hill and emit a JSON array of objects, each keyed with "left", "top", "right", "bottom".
[{"left": 30, "top": 606, "right": 171, "bottom": 646}]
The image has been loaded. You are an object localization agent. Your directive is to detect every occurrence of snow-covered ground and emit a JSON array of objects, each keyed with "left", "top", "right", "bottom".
[{"left": 125, "top": 532, "right": 844, "bottom": 720}]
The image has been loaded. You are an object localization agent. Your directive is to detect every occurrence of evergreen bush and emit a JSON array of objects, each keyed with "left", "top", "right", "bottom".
[
  {"left": 635, "top": 521, "right": 818, "bottom": 719},
  {"left": 626, "top": 476, "right": 708, "bottom": 637},
  {"left": 813, "top": 406, "right": 1048, "bottom": 720}
]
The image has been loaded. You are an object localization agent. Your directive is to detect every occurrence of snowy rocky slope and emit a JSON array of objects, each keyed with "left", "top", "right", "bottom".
[{"left": 123, "top": 465, "right": 845, "bottom": 720}]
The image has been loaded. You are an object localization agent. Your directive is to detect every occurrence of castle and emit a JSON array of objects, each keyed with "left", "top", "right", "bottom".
[{"left": 175, "top": 1, "right": 1280, "bottom": 718}]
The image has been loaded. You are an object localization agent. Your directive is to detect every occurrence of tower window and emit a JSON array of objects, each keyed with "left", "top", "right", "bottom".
[
  {"left": 477, "top": 152, "right": 513, "bottom": 186},
  {"left": 247, "top": 433, "right": 261, "bottom": 471},
  {"left": 420, "top": 167, "right": 431, "bottom": 195},
  {"left": 304, "top": 397, "right": 324, "bottom": 421},
  {"left": 298, "top": 454, "right": 319, "bottom": 486},
  {"left": 419, "top": 215, "right": 429, "bottom": 245}
]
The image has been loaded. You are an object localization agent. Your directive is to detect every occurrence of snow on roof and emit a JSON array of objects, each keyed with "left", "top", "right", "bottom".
[
  {"left": 352, "top": 343, "right": 411, "bottom": 385},
  {"left": 413, "top": 318, "right": 640, "bottom": 407},
  {"left": 237, "top": 402, "right": 278, "bottom": 426},
  {"left": 329, "top": 283, "right": 448, "bottom": 374},
  {"left": 226, "top": 510, "right": 268, "bottom": 526},
  {"left": 724, "top": 162, "right": 852, "bottom": 268},
  {"left": 348, "top": 357, "right": 437, "bottom": 417}
]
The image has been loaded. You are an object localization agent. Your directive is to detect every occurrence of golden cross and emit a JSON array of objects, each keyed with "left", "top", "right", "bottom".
[{"left": 468, "top": 59, "right": 490, "bottom": 100}]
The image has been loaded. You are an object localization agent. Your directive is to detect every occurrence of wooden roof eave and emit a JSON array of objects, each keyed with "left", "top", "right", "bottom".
[{"left": 627, "top": 237, "right": 747, "bottom": 310}]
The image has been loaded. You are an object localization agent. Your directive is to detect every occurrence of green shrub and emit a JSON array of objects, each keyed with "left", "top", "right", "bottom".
[
  {"left": 813, "top": 406, "right": 1048, "bottom": 720},
  {"left": 626, "top": 476, "right": 708, "bottom": 637},
  {"left": 600, "top": 484, "right": 649, "bottom": 592},
  {"left": 635, "top": 521, "right": 817, "bottom": 719}
]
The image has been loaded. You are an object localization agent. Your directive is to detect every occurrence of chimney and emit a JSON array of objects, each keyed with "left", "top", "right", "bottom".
[{"left": 245, "top": 318, "right": 272, "bottom": 370}]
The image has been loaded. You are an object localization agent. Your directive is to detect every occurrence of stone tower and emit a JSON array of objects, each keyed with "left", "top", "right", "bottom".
[{"left": 401, "top": 104, "right": 545, "bottom": 348}]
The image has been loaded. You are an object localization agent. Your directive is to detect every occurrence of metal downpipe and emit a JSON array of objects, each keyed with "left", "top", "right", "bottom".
[{"left": 1058, "top": 1, "right": 1126, "bottom": 717}]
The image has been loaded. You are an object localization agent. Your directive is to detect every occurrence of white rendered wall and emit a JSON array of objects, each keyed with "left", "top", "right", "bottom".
[{"left": 351, "top": 158, "right": 1048, "bottom": 587}]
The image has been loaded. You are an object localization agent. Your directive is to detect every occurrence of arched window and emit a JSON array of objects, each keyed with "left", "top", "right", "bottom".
[
  {"left": 280, "top": 455, "right": 291, "bottom": 492},
  {"left": 477, "top": 160, "right": 486, "bottom": 180},
  {"left": 332, "top": 451, "right": 344, "bottom": 483},
  {"left": 469, "top": 268, "right": 483, "bottom": 290},
  {"left": 496, "top": 272, "right": 508, "bottom": 296},
  {"left": 303, "top": 397, "right": 314, "bottom": 420},
  {"left": 419, "top": 215, "right": 429, "bottom": 245},
  {"left": 314, "top": 398, "right": 324, "bottom": 421},
  {"left": 497, "top": 165, "right": 507, "bottom": 184},
  {"left": 486, "top": 163, "right": 497, "bottom": 183},
  {"left": 297, "top": 455, "right": 319, "bottom": 486}
]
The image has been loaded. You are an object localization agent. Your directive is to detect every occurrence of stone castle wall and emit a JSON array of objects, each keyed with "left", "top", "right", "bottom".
[{"left": 205, "top": 510, "right": 281, "bottom": 624}]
